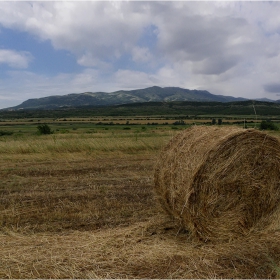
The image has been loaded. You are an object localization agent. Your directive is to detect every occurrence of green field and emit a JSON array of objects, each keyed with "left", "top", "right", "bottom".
[
  {"left": 1, "top": 99, "right": 280, "bottom": 119},
  {"left": 0, "top": 114, "right": 279, "bottom": 137}
]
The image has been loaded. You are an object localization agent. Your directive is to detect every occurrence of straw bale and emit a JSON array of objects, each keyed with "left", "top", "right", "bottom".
[{"left": 154, "top": 126, "right": 280, "bottom": 241}]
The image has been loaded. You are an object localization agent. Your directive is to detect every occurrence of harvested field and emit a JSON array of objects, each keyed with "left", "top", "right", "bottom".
[
  {"left": 1, "top": 127, "right": 280, "bottom": 278},
  {"left": 0, "top": 155, "right": 157, "bottom": 233},
  {"left": 2, "top": 219, "right": 280, "bottom": 279}
]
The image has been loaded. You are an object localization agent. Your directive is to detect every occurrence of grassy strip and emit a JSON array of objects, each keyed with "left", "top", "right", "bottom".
[{"left": 0, "top": 130, "right": 174, "bottom": 155}]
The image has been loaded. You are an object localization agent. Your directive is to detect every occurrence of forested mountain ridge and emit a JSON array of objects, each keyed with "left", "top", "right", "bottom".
[
  {"left": 5, "top": 86, "right": 250, "bottom": 110},
  {"left": 1, "top": 100, "right": 280, "bottom": 119}
]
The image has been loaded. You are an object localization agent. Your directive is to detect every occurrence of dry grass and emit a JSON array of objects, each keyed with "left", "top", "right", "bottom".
[
  {"left": 2, "top": 217, "right": 280, "bottom": 278},
  {"left": 0, "top": 131, "right": 170, "bottom": 156},
  {"left": 1, "top": 128, "right": 280, "bottom": 278},
  {"left": 0, "top": 154, "right": 157, "bottom": 233}
]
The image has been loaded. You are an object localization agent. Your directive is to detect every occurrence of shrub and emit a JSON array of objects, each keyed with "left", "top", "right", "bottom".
[
  {"left": 173, "top": 120, "right": 186, "bottom": 125},
  {"left": 259, "top": 120, "right": 278, "bottom": 131},
  {"left": 37, "top": 124, "right": 53, "bottom": 135}
]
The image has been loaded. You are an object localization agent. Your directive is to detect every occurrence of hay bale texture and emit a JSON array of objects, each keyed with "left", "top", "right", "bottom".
[{"left": 154, "top": 126, "right": 280, "bottom": 241}]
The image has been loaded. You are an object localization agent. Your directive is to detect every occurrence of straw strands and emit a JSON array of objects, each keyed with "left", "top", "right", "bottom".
[{"left": 154, "top": 126, "right": 280, "bottom": 242}]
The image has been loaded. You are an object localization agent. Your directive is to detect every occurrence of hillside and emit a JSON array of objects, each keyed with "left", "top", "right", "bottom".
[
  {"left": 6, "top": 86, "right": 247, "bottom": 110},
  {"left": 1, "top": 100, "right": 280, "bottom": 119}
]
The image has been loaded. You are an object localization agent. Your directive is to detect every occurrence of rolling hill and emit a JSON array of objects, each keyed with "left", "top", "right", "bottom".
[{"left": 6, "top": 86, "right": 248, "bottom": 110}]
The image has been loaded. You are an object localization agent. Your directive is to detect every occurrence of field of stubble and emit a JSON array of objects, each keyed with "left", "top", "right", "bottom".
[{"left": 1, "top": 127, "right": 280, "bottom": 278}]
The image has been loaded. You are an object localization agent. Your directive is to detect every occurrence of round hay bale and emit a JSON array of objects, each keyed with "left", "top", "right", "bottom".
[{"left": 154, "top": 126, "right": 280, "bottom": 242}]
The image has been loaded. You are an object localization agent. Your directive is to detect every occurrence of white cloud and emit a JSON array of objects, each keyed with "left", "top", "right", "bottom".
[
  {"left": 0, "top": 2, "right": 150, "bottom": 61},
  {"left": 131, "top": 46, "right": 153, "bottom": 64},
  {"left": 77, "top": 52, "right": 112, "bottom": 71},
  {"left": 114, "top": 69, "right": 159, "bottom": 89},
  {"left": 0, "top": 49, "right": 32, "bottom": 68},
  {"left": 1, "top": 1, "right": 280, "bottom": 107},
  {"left": 0, "top": 69, "right": 108, "bottom": 105},
  {"left": 71, "top": 68, "right": 100, "bottom": 89}
]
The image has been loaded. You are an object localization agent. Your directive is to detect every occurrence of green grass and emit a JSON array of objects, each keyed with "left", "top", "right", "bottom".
[
  {"left": 0, "top": 129, "right": 174, "bottom": 157},
  {"left": 1, "top": 119, "right": 279, "bottom": 156}
]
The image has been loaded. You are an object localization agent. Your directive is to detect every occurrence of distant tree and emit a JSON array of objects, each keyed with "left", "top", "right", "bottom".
[
  {"left": 218, "top": 118, "right": 222, "bottom": 125},
  {"left": 37, "top": 124, "right": 53, "bottom": 135},
  {"left": 173, "top": 120, "right": 186, "bottom": 125},
  {"left": 212, "top": 118, "right": 216, "bottom": 125},
  {"left": 259, "top": 120, "right": 278, "bottom": 131}
]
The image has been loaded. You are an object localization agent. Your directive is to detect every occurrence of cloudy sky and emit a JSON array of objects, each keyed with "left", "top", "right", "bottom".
[{"left": 1, "top": 1, "right": 280, "bottom": 109}]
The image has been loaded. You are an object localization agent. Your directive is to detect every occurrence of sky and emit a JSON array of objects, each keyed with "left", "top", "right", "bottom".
[{"left": 1, "top": 1, "right": 280, "bottom": 109}]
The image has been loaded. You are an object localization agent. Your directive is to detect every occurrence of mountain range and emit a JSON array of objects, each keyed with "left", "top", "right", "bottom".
[{"left": 4, "top": 86, "right": 279, "bottom": 110}]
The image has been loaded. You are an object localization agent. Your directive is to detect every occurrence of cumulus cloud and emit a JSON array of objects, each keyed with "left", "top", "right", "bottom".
[
  {"left": 0, "top": 49, "right": 32, "bottom": 68},
  {"left": 0, "top": 2, "right": 269, "bottom": 71},
  {"left": 77, "top": 52, "right": 112, "bottom": 70},
  {"left": 0, "top": 2, "right": 150, "bottom": 61},
  {"left": 1, "top": 1, "right": 280, "bottom": 107}
]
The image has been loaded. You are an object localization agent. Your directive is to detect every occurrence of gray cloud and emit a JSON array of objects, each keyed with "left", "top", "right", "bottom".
[
  {"left": 192, "top": 55, "right": 239, "bottom": 75},
  {"left": 158, "top": 16, "right": 247, "bottom": 60},
  {"left": 263, "top": 83, "right": 280, "bottom": 93}
]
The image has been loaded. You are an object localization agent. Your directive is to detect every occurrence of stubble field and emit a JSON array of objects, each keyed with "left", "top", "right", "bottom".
[{"left": 1, "top": 123, "right": 280, "bottom": 278}]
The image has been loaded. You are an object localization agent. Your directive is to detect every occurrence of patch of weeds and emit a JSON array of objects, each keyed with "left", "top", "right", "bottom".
[
  {"left": 0, "top": 130, "right": 13, "bottom": 136},
  {"left": 268, "top": 257, "right": 280, "bottom": 278},
  {"left": 59, "top": 129, "right": 70, "bottom": 134},
  {"left": 86, "top": 129, "right": 98, "bottom": 134},
  {"left": 99, "top": 185, "right": 108, "bottom": 195}
]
